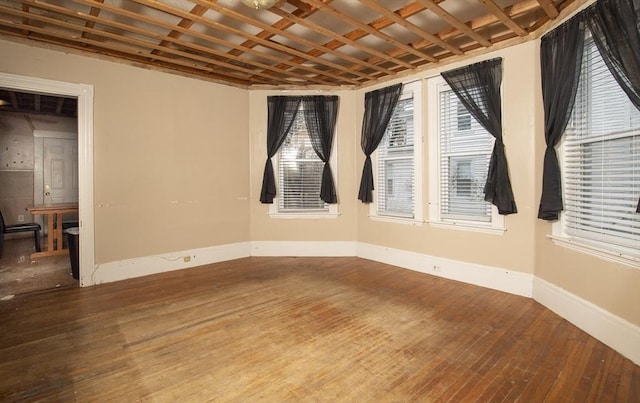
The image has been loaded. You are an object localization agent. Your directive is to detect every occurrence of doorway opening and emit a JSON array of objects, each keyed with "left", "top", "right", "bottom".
[
  {"left": 0, "top": 73, "right": 94, "bottom": 294},
  {"left": 0, "top": 91, "right": 79, "bottom": 296}
]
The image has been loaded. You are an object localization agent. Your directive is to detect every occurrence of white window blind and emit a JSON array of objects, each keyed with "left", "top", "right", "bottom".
[
  {"left": 376, "top": 92, "right": 415, "bottom": 218},
  {"left": 277, "top": 110, "right": 328, "bottom": 212},
  {"left": 563, "top": 37, "right": 640, "bottom": 251},
  {"left": 438, "top": 86, "right": 494, "bottom": 223}
]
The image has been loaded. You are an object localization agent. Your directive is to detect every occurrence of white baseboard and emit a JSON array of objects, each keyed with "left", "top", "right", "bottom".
[
  {"left": 251, "top": 241, "right": 357, "bottom": 257},
  {"left": 357, "top": 242, "right": 533, "bottom": 297},
  {"left": 89, "top": 242, "right": 251, "bottom": 285},
  {"left": 533, "top": 277, "right": 640, "bottom": 365}
]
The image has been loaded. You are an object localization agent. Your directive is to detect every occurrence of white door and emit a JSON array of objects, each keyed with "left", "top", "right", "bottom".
[{"left": 43, "top": 138, "right": 78, "bottom": 204}]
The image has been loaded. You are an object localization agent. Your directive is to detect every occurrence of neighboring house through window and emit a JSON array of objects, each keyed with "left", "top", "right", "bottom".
[
  {"left": 428, "top": 76, "right": 504, "bottom": 231},
  {"left": 373, "top": 81, "right": 423, "bottom": 222}
]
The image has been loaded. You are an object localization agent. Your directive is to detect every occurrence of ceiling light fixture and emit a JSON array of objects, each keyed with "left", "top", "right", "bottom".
[{"left": 240, "top": 0, "right": 278, "bottom": 9}]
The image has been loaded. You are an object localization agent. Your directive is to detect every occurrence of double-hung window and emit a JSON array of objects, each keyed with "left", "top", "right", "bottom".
[
  {"left": 554, "top": 35, "right": 640, "bottom": 263},
  {"left": 428, "top": 76, "right": 503, "bottom": 231},
  {"left": 372, "top": 81, "right": 422, "bottom": 222},
  {"left": 271, "top": 104, "right": 337, "bottom": 217}
]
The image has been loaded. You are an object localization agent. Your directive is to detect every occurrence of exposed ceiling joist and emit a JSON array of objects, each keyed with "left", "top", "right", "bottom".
[{"left": 0, "top": 0, "right": 578, "bottom": 89}]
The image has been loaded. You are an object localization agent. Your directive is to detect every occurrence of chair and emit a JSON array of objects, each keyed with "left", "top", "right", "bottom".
[{"left": 0, "top": 210, "right": 41, "bottom": 258}]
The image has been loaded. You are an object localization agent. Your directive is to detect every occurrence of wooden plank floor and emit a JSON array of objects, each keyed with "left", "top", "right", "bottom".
[{"left": 1, "top": 257, "right": 638, "bottom": 401}]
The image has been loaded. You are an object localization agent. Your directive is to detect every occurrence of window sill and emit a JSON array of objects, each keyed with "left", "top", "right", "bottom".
[
  {"left": 268, "top": 212, "right": 340, "bottom": 219},
  {"left": 548, "top": 235, "right": 640, "bottom": 269},
  {"left": 427, "top": 220, "right": 505, "bottom": 235},
  {"left": 369, "top": 215, "right": 424, "bottom": 226}
]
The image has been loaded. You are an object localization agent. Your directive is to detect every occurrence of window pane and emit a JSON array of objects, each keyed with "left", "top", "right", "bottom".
[
  {"left": 377, "top": 96, "right": 415, "bottom": 218},
  {"left": 439, "top": 88, "right": 493, "bottom": 222},
  {"left": 564, "top": 37, "right": 640, "bottom": 249},
  {"left": 278, "top": 110, "right": 327, "bottom": 212}
]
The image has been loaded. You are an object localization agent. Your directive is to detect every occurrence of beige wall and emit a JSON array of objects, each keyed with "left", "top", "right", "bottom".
[
  {"left": 248, "top": 90, "right": 358, "bottom": 242},
  {"left": 1, "top": 39, "right": 250, "bottom": 263}
]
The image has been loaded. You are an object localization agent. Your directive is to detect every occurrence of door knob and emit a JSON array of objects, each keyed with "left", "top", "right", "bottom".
[{"left": 45, "top": 191, "right": 50, "bottom": 196}]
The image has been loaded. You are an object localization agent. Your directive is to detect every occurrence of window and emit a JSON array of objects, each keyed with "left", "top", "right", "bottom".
[
  {"left": 554, "top": 36, "right": 640, "bottom": 262},
  {"left": 373, "top": 81, "right": 422, "bottom": 222},
  {"left": 271, "top": 105, "right": 337, "bottom": 216},
  {"left": 428, "top": 76, "right": 503, "bottom": 231}
]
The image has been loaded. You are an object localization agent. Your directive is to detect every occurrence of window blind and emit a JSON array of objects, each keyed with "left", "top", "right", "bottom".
[
  {"left": 438, "top": 87, "right": 493, "bottom": 222},
  {"left": 564, "top": 37, "right": 640, "bottom": 249},
  {"left": 376, "top": 94, "right": 415, "bottom": 218},
  {"left": 278, "top": 111, "right": 327, "bottom": 212}
]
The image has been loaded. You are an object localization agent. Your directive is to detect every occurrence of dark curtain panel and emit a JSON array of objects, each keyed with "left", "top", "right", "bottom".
[
  {"left": 260, "top": 96, "right": 301, "bottom": 204},
  {"left": 358, "top": 83, "right": 403, "bottom": 203},
  {"left": 537, "top": 18, "right": 586, "bottom": 220},
  {"left": 302, "top": 95, "right": 339, "bottom": 204},
  {"left": 441, "top": 58, "right": 517, "bottom": 215},
  {"left": 582, "top": 0, "right": 640, "bottom": 212}
]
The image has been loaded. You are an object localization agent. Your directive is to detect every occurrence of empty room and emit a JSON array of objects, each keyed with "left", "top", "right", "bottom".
[{"left": 0, "top": 0, "right": 638, "bottom": 400}]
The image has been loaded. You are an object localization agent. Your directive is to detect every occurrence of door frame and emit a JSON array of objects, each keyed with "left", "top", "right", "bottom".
[{"left": 0, "top": 72, "right": 95, "bottom": 287}]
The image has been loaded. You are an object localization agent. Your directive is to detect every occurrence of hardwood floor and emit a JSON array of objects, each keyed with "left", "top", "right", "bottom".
[
  {"left": 0, "top": 237, "right": 77, "bottom": 299},
  {"left": 0, "top": 257, "right": 638, "bottom": 401}
]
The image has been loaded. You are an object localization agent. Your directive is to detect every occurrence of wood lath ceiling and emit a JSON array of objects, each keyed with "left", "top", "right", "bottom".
[{"left": 0, "top": 0, "right": 579, "bottom": 89}]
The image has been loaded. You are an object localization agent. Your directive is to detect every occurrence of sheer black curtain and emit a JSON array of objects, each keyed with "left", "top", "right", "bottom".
[
  {"left": 537, "top": 18, "right": 585, "bottom": 220},
  {"left": 358, "top": 83, "right": 403, "bottom": 203},
  {"left": 441, "top": 58, "right": 517, "bottom": 215},
  {"left": 582, "top": 0, "right": 640, "bottom": 212},
  {"left": 302, "top": 95, "right": 339, "bottom": 204},
  {"left": 260, "top": 96, "right": 301, "bottom": 204}
]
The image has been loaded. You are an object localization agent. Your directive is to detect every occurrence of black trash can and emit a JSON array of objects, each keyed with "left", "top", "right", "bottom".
[{"left": 66, "top": 227, "right": 80, "bottom": 280}]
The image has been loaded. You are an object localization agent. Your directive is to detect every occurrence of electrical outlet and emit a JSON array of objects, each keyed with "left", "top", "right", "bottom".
[{"left": 17, "top": 215, "right": 24, "bottom": 222}]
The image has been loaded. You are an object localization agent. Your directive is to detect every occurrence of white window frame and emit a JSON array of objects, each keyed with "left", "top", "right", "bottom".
[
  {"left": 269, "top": 104, "right": 339, "bottom": 219},
  {"left": 427, "top": 75, "right": 504, "bottom": 234},
  {"left": 550, "top": 36, "right": 640, "bottom": 268},
  {"left": 370, "top": 80, "right": 423, "bottom": 225}
]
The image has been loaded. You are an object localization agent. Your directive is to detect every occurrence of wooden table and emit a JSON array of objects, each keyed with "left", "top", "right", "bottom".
[{"left": 26, "top": 202, "right": 79, "bottom": 258}]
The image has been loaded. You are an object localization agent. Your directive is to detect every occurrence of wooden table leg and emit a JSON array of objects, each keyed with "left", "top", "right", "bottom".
[
  {"left": 56, "top": 213, "right": 63, "bottom": 251},
  {"left": 47, "top": 213, "right": 55, "bottom": 254}
]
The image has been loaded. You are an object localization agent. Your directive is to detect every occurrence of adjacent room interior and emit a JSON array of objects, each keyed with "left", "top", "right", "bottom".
[{"left": 0, "top": 0, "right": 638, "bottom": 400}]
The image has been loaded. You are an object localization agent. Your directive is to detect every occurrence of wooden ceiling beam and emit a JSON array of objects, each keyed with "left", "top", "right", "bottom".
[
  {"left": 68, "top": 0, "right": 350, "bottom": 85},
  {"left": 415, "top": 0, "right": 491, "bottom": 47},
  {"left": 357, "top": 0, "right": 462, "bottom": 55},
  {"left": 477, "top": 0, "right": 528, "bottom": 37},
  {"left": 131, "top": 0, "right": 370, "bottom": 82},
  {"left": 0, "top": 23, "right": 256, "bottom": 87},
  {"left": 268, "top": 1, "right": 433, "bottom": 83},
  {"left": 188, "top": 0, "right": 380, "bottom": 80},
  {"left": 0, "top": 7, "right": 294, "bottom": 87},
  {"left": 81, "top": 0, "right": 103, "bottom": 41},
  {"left": 21, "top": 3, "right": 30, "bottom": 36},
  {"left": 0, "top": 0, "right": 574, "bottom": 88},
  {"left": 226, "top": 0, "right": 332, "bottom": 59},
  {"left": 299, "top": 0, "right": 436, "bottom": 64},
  {"left": 267, "top": 7, "right": 413, "bottom": 73},
  {"left": 151, "top": 4, "right": 209, "bottom": 56},
  {"left": 350, "top": 0, "right": 542, "bottom": 75},
  {"left": 536, "top": 0, "right": 560, "bottom": 18}
]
